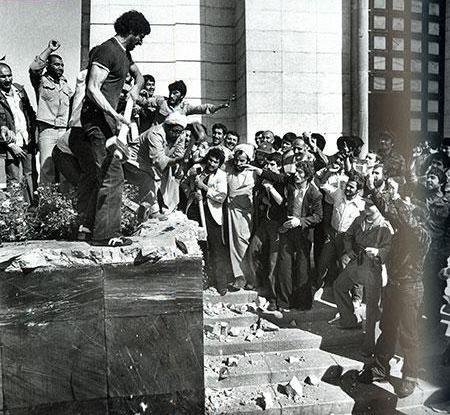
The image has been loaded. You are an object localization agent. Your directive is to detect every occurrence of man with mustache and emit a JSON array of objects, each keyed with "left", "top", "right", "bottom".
[
  {"left": 0, "top": 62, "right": 36, "bottom": 202},
  {"left": 29, "top": 40, "right": 73, "bottom": 185},
  {"left": 79, "top": 10, "right": 151, "bottom": 247}
]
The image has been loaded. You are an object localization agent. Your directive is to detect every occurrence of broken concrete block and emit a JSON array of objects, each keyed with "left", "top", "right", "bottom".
[
  {"left": 240, "top": 305, "right": 248, "bottom": 313},
  {"left": 305, "top": 374, "right": 320, "bottom": 386},
  {"left": 256, "top": 296, "right": 269, "bottom": 310},
  {"left": 229, "top": 327, "right": 241, "bottom": 337},
  {"left": 258, "top": 391, "right": 274, "bottom": 410},
  {"left": 285, "top": 376, "right": 303, "bottom": 401},
  {"left": 289, "top": 319, "right": 297, "bottom": 327},
  {"left": 219, "top": 367, "right": 230, "bottom": 380},
  {"left": 245, "top": 334, "right": 255, "bottom": 342},
  {"left": 255, "top": 329, "right": 265, "bottom": 338},
  {"left": 220, "top": 321, "right": 229, "bottom": 336},
  {"left": 286, "top": 356, "right": 300, "bottom": 364},
  {"left": 226, "top": 357, "right": 238, "bottom": 367}
]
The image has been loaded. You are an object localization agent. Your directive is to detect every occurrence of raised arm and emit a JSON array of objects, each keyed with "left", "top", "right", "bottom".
[{"left": 29, "top": 40, "right": 61, "bottom": 91}]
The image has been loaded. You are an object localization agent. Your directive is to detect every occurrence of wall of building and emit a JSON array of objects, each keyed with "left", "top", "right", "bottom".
[
  {"left": 242, "top": 0, "right": 349, "bottom": 152},
  {"left": 90, "top": 0, "right": 237, "bottom": 134}
]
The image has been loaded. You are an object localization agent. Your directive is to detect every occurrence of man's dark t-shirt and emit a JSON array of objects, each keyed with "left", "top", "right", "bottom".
[{"left": 83, "top": 37, "right": 133, "bottom": 132}]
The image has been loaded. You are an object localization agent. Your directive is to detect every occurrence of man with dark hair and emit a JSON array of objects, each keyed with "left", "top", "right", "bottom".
[
  {"left": 29, "top": 40, "right": 73, "bottom": 184},
  {"left": 224, "top": 130, "right": 240, "bottom": 152},
  {"left": 136, "top": 74, "right": 156, "bottom": 132},
  {"left": 377, "top": 130, "right": 406, "bottom": 179},
  {"left": 316, "top": 172, "right": 366, "bottom": 290},
  {"left": 79, "top": 10, "right": 150, "bottom": 246},
  {"left": 359, "top": 179, "right": 431, "bottom": 398},
  {"left": 0, "top": 62, "right": 36, "bottom": 203},
  {"left": 183, "top": 147, "right": 230, "bottom": 294},
  {"left": 211, "top": 123, "right": 227, "bottom": 146},
  {"left": 251, "top": 160, "right": 323, "bottom": 310},
  {"left": 255, "top": 130, "right": 264, "bottom": 147},
  {"left": 137, "top": 79, "right": 230, "bottom": 126}
]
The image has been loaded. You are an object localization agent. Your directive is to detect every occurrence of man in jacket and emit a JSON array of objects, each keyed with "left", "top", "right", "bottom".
[
  {"left": 183, "top": 147, "right": 231, "bottom": 295},
  {"left": 359, "top": 178, "right": 431, "bottom": 398},
  {"left": 333, "top": 201, "right": 392, "bottom": 356},
  {"left": 0, "top": 62, "right": 36, "bottom": 203},
  {"left": 29, "top": 40, "right": 73, "bottom": 185}
]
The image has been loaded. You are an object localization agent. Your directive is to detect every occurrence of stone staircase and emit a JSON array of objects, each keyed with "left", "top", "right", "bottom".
[{"left": 203, "top": 288, "right": 450, "bottom": 415}]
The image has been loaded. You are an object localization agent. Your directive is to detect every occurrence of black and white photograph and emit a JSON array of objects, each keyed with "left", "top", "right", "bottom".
[{"left": 0, "top": 0, "right": 449, "bottom": 414}]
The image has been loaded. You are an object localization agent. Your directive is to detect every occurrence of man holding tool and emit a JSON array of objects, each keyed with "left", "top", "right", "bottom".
[{"left": 79, "top": 10, "right": 150, "bottom": 246}]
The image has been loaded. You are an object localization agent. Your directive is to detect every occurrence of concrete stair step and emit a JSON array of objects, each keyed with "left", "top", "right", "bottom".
[
  {"left": 204, "top": 318, "right": 364, "bottom": 356},
  {"left": 204, "top": 288, "right": 258, "bottom": 305},
  {"left": 205, "top": 372, "right": 449, "bottom": 415},
  {"left": 205, "top": 348, "right": 364, "bottom": 389},
  {"left": 204, "top": 310, "right": 259, "bottom": 328},
  {"left": 204, "top": 327, "right": 322, "bottom": 356}
]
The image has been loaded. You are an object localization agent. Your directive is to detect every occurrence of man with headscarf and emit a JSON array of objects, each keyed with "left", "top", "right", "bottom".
[
  {"left": 125, "top": 112, "right": 189, "bottom": 218},
  {"left": 136, "top": 80, "right": 231, "bottom": 126}
]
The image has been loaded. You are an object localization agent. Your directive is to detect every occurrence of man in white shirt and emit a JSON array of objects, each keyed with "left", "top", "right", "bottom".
[{"left": 316, "top": 173, "right": 366, "bottom": 289}]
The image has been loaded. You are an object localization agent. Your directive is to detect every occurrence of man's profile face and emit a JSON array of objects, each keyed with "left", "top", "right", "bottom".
[
  {"left": 127, "top": 33, "right": 146, "bottom": 51},
  {"left": 0, "top": 66, "right": 12, "bottom": 92},
  {"left": 442, "top": 145, "right": 450, "bottom": 158},
  {"left": 212, "top": 128, "right": 224, "bottom": 146},
  {"left": 265, "top": 159, "right": 279, "bottom": 173},
  {"left": 168, "top": 89, "right": 183, "bottom": 106},
  {"left": 379, "top": 137, "right": 393, "bottom": 154},
  {"left": 167, "top": 124, "right": 184, "bottom": 141},
  {"left": 225, "top": 133, "right": 238, "bottom": 151},
  {"left": 47, "top": 56, "right": 64, "bottom": 79},
  {"left": 426, "top": 173, "right": 441, "bottom": 191}
]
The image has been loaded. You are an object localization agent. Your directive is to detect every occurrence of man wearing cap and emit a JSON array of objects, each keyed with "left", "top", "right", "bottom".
[
  {"left": 136, "top": 80, "right": 230, "bottom": 126},
  {"left": 124, "top": 112, "right": 189, "bottom": 218}
]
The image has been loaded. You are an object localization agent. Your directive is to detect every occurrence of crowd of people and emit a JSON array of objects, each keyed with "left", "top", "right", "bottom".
[{"left": 0, "top": 9, "right": 449, "bottom": 402}]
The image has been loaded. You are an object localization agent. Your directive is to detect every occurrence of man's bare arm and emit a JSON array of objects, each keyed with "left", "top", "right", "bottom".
[
  {"left": 86, "top": 64, "right": 129, "bottom": 125},
  {"left": 128, "top": 63, "right": 144, "bottom": 102}
]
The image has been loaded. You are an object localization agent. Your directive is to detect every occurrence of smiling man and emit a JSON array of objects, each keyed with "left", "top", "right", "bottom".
[
  {"left": 78, "top": 10, "right": 150, "bottom": 247},
  {"left": 136, "top": 80, "right": 230, "bottom": 127},
  {"left": 29, "top": 40, "right": 73, "bottom": 185}
]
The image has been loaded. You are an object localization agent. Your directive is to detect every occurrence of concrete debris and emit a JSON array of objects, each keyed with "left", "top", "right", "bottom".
[
  {"left": 289, "top": 319, "right": 297, "bottom": 327},
  {"left": 220, "top": 321, "right": 229, "bottom": 336},
  {"left": 256, "top": 296, "right": 269, "bottom": 310},
  {"left": 285, "top": 376, "right": 303, "bottom": 402},
  {"left": 226, "top": 357, "right": 238, "bottom": 367},
  {"left": 247, "top": 302, "right": 258, "bottom": 312},
  {"left": 305, "top": 374, "right": 320, "bottom": 386},
  {"left": 229, "top": 327, "right": 241, "bottom": 337},
  {"left": 286, "top": 356, "right": 300, "bottom": 364},
  {"left": 260, "top": 320, "right": 279, "bottom": 332},
  {"left": 255, "top": 328, "right": 265, "bottom": 338},
  {"left": 219, "top": 367, "right": 230, "bottom": 380},
  {"left": 245, "top": 334, "right": 255, "bottom": 342},
  {"left": 244, "top": 352, "right": 249, "bottom": 357},
  {"left": 258, "top": 391, "right": 274, "bottom": 410},
  {"left": 223, "top": 389, "right": 232, "bottom": 397}
]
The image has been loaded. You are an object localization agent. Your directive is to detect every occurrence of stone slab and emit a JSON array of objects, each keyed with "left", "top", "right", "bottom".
[
  {"left": 1, "top": 319, "right": 107, "bottom": 410},
  {"left": 106, "top": 312, "right": 203, "bottom": 398}
]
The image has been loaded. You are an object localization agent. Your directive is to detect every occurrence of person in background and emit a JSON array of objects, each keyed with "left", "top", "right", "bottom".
[
  {"left": 0, "top": 62, "right": 36, "bottom": 203},
  {"left": 224, "top": 130, "right": 240, "bottom": 153},
  {"left": 136, "top": 74, "right": 156, "bottom": 132},
  {"left": 29, "top": 40, "right": 73, "bottom": 185}
]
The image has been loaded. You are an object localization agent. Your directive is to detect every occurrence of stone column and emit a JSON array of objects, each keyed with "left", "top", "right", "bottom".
[
  {"left": 351, "top": 0, "right": 369, "bottom": 154},
  {"left": 444, "top": 1, "right": 450, "bottom": 136}
]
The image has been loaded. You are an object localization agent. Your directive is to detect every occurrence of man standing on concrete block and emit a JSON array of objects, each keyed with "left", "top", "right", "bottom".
[
  {"left": 80, "top": 10, "right": 150, "bottom": 247},
  {"left": 29, "top": 40, "right": 73, "bottom": 185}
]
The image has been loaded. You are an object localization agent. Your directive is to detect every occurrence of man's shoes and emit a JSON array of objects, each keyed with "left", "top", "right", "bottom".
[
  {"left": 396, "top": 378, "right": 417, "bottom": 399},
  {"left": 358, "top": 364, "right": 390, "bottom": 384}
]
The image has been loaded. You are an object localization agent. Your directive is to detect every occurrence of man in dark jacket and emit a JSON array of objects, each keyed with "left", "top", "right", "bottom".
[
  {"left": 254, "top": 160, "right": 323, "bottom": 311},
  {"left": 0, "top": 62, "right": 36, "bottom": 203},
  {"left": 359, "top": 178, "right": 431, "bottom": 399}
]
